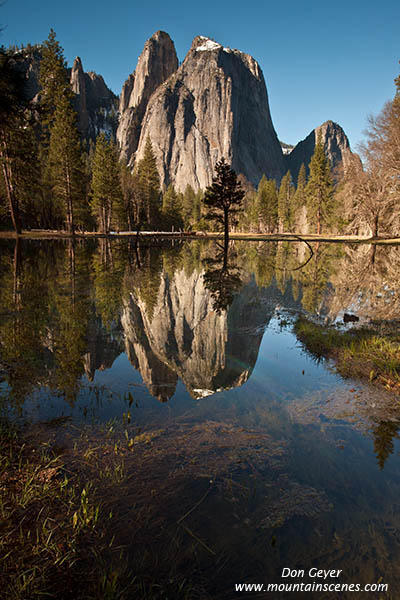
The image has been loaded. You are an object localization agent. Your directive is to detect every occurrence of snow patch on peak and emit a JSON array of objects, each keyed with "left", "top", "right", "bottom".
[{"left": 196, "top": 39, "right": 222, "bottom": 52}]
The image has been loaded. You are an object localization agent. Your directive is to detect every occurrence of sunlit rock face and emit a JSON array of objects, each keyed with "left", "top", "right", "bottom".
[
  {"left": 121, "top": 269, "right": 274, "bottom": 401},
  {"left": 116, "top": 31, "right": 179, "bottom": 163},
  {"left": 133, "top": 35, "right": 286, "bottom": 191},
  {"left": 286, "top": 120, "right": 362, "bottom": 183}
]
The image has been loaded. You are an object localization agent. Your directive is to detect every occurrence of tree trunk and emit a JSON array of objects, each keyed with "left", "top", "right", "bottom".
[
  {"left": 13, "top": 238, "right": 21, "bottom": 307},
  {"left": 65, "top": 165, "right": 74, "bottom": 235},
  {"left": 1, "top": 138, "right": 22, "bottom": 234},
  {"left": 224, "top": 207, "right": 229, "bottom": 253},
  {"left": 373, "top": 214, "right": 379, "bottom": 237},
  {"left": 317, "top": 205, "right": 321, "bottom": 235}
]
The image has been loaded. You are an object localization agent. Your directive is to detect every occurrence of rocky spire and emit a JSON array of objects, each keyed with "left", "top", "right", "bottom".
[
  {"left": 134, "top": 35, "right": 286, "bottom": 191},
  {"left": 70, "top": 56, "right": 89, "bottom": 135},
  {"left": 117, "top": 31, "right": 179, "bottom": 162}
]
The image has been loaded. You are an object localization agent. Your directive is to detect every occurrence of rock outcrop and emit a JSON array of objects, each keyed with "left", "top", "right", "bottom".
[
  {"left": 116, "top": 31, "right": 179, "bottom": 163},
  {"left": 129, "top": 35, "right": 285, "bottom": 191},
  {"left": 70, "top": 56, "right": 118, "bottom": 141},
  {"left": 286, "top": 120, "right": 361, "bottom": 183},
  {"left": 10, "top": 48, "right": 118, "bottom": 141},
  {"left": 11, "top": 46, "right": 42, "bottom": 102}
]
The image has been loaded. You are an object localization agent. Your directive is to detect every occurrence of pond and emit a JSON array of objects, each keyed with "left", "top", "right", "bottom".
[{"left": 1, "top": 237, "right": 400, "bottom": 598}]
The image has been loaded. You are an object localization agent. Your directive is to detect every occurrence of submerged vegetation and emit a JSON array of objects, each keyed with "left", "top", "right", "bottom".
[
  {"left": 0, "top": 415, "right": 205, "bottom": 599},
  {"left": 0, "top": 418, "right": 110, "bottom": 599}
]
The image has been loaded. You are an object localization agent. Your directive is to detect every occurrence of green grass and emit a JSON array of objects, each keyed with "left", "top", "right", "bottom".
[{"left": 294, "top": 316, "right": 400, "bottom": 392}]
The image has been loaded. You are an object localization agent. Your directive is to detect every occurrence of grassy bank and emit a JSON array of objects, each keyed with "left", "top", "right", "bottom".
[
  {"left": 0, "top": 415, "right": 203, "bottom": 600},
  {"left": 294, "top": 316, "right": 400, "bottom": 393},
  {"left": 0, "top": 419, "right": 118, "bottom": 600}
]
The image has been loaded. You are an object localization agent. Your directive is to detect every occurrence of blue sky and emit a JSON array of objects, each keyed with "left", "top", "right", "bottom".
[{"left": 2, "top": 0, "right": 399, "bottom": 150}]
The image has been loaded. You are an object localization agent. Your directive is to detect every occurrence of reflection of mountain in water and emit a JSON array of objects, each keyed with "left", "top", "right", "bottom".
[
  {"left": 122, "top": 268, "right": 290, "bottom": 401},
  {"left": 83, "top": 317, "right": 124, "bottom": 382}
]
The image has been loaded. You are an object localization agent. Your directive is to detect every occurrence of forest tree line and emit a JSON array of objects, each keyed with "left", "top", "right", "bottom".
[{"left": 1, "top": 30, "right": 399, "bottom": 237}]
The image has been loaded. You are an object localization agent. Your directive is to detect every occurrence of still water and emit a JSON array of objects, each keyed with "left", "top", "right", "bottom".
[{"left": 1, "top": 238, "right": 400, "bottom": 598}]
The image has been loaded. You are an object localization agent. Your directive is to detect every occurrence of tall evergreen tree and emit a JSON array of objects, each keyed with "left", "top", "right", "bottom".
[
  {"left": 108, "top": 139, "right": 125, "bottom": 231},
  {"left": 305, "top": 137, "right": 334, "bottom": 234},
  {"left": 161, "top": 184, "right": 183, "bottom": 230},
  {"left": 294, "top": 163, "right": 307, "bottom": 210},
  {"left": 39, "top": 29, "right": 71, "bottom": 140},
  {"left": 135, "top": 136, "right": 161, "bottom": 226},
  {"left": 203, "top": 157, "right": 244, "bottom": 248},
  {"left": 0, "top": 49, "right": 38, "bottom": 233},
  {"left": 256, "top": 175, "right": 278, "bottom": 233},
  {"left": 37, "top": 30, "right": 78, "bottom": 230},
  {"left": 120, "top": 161, "right": 139, "bottom": 230},
  {"left": 48, "top": 95, "right": 85, "bottom": 233},
  {"left": 278, "top": 170, "right": 295, "bottom": 232},
  {"left": 182, "top": 184, "right": 196, "bottom": 228},
  {"left": 90, "top": 133, "right": 123, "bottom": 233}
]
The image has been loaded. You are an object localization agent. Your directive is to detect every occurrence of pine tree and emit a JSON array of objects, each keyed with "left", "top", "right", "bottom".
[
  {"left": 0, "top": 49, "right": 38, "bottom": 233},
  {"left": 305, "top": 137, "right": 334, "bottom": 234},
  {"left": 182, "top": 184, "right": 196, "bottom": 228},
  {"left": 108, "top": 139, "right": 124, "bottom": 231},
  {"left": 38, "top": 30, "right": 78, "bottom": 230},
  {"left": 161, "top": 184, "right": 183, "bottom": 230},
  {"left": 39, "top": 29, "right": 71, "bottom": 140},
  {"left": 256, "top": 175, "right": 278, "bottom": 233},
  {"left": 278, "top": 170, "right": 295, "bottom": 232},
  {"left": 135, "top": 136, "right": 161, "bottom": 227},
  {"left": 294, "top": 163, "right": 307, "bottom": 209},
  {"left": 90, "top": 133, "right": 123, "bottom": 233},
  {"left": 203, "top": 157, "right": 244, "bottom": 246},
  {"left": 120, "top": 161, "right": 139, "bottom": 230},
  {"left": 48, "top": 95, "right": 85, "bottom": 234}
]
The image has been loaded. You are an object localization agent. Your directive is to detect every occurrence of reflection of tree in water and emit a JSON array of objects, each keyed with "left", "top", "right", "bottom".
[
  {"left": 236, "top": 240, "right": 277, "bottom": 289},
  {"left": 0, "top": 239, "right": 104, "bottom": 405},
  {"left": 372, "top": 420, "right": 400, "bottom": 470},
  {"left": 294, "top": 243, "right": 341, "bottom": 314},
  {"left": 202, "top": 242, "right": 243, "bottom": 313},
  {"left": 48, "top": 240, "right": 94, "bottom": 403},
  {"left": 133, "top": 244, "right": 163, "bottom": 322},
  {"left": 92, "top": 238, "right": 127, "bottom": 329},
  {"left": 289, "top": 385, "right": 400, "bottom": 473},
  {"left": 274, "top": 241, "right": 304, "bottom": 296},
  {"left": 0, "top": 240, "right": 56, "bottom": 404},
  {"left": 327, "top": 244, "right": 400, "bottom": 324}
]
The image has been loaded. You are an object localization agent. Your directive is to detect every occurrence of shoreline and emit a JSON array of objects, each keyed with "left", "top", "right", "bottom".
[{"left": 1, "top": 230, "right": 400, "bottom": 245}]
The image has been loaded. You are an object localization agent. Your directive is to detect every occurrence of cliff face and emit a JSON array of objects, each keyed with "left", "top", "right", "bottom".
[
  {"left": 121, "top": 268, "right": 274, "bottom": 401},
  {"left": 127, "top": 35, "right": 285, "bottom": 191},
  {"left": 10, "top": 48, "right": 118, "bottom": 141},
  {"left": 116, "top": 31, "right": 179, "bottom": 163},
  {"left": 70, "top": 56, "right": 118, "bottom": 141},
  {"left": 286, "top": 120, "right": 361, "bottom": 183}
]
